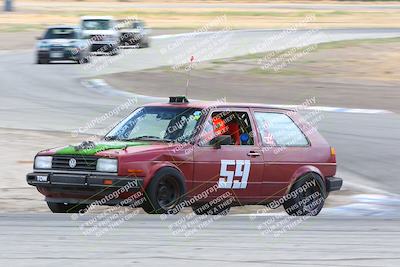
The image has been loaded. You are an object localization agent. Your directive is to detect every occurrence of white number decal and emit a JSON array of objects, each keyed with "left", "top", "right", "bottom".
[{"left": 218, "top": 160, "right": 251, "bottom": 189}]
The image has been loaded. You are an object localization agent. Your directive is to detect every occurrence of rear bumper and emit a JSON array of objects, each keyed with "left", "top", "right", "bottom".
[
  {"left": 326, "top": 176, "right": 343, "bottom": 192},
  {"left": 27, "top": 172, "right": 143, "bottom": 204}
]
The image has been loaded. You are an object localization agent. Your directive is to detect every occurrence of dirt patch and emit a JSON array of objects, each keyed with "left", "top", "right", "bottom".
[
  {"left": 0, "top": 128, "right": 85, "bottom": 212},
  {"left": 1, "top": 0, "right": 400, "bottom": 32},
  {"left": 101, "top": 38, "right": 400, "bottom": 112},
  {"left": 0, "top": 31, "right": 41, "bottom": 51}
]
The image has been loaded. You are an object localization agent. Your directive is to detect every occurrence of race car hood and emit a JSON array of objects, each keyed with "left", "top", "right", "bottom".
[
  {"left": 39, "top": 39, "right": 79, "bottom": 46},
  {"left": 40, "top": 141, "right": 176, "bottom": 157},
  {"left": 82, "top": 30, "right": 117, "bottom": 36}
]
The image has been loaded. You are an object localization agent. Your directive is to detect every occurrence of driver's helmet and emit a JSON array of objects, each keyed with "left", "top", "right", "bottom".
[{"left": 212, "top": 117, "right": 227, "bottom": 136}]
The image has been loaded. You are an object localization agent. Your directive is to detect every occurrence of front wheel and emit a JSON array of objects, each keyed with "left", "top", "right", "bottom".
[
  {"left": 47, "top": 202, "right": 88, "bottom": 213},
  {"left": 142, "top": 167, "right": 186, "bottom": 214},
  {"left": 37, "top": 58, "right": 49, "bottom": 64},
  {"left": 283, "top": 173, "right": 326, "bottom": 216}
]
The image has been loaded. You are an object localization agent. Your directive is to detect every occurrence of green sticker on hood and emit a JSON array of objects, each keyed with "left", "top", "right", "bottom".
[{"left": 55, "top": 141, "right": 150, "bottom": 156}]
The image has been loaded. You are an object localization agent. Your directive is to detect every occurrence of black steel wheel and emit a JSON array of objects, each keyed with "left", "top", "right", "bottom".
[
  {"left": 283, "top": 173, "right": 326, "bottom": 216},
  {"left": 142, "top": 167, "right": 186, "bottom": 214}
]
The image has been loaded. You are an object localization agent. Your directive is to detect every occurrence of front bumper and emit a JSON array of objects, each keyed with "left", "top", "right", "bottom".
[
  {"left": 119, "top": 32, "right": 143, "bottom": 46},
  {"left": 38, "top": 49, "right": 83, "bottom": 61},
  {"left": 91, "top": 42, "right": 118, "bottom": 52},
  {"left": 326, "top": 176, "right": 343, "bottom": 192},
  {"left": 27, "top": 172, "right": 143, "bottom": 204}
]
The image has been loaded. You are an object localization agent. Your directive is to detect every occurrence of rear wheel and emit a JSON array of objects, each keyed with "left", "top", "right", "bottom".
[
  {"left": 139, "top": 40, "right": 149, "bottom": 48},
  {"left": 77, "top": 57, "right": 89, "bottom": 64},
  {"left": 142, "top": 168, "right": 186, "bottom": 214},
  {"left": 47, "top": 202, "right": 88, "bottom": 213},
  {"left": 283, "top": 173, "right": 326, "bottom": 216}
]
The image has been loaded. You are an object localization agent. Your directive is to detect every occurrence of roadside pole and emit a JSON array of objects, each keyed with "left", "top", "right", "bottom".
[{"left": 4, "top": 0, "right": 13, "bottom": 11}]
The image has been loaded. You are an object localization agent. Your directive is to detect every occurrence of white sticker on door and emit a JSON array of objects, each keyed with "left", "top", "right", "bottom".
[{"left": 218, "top": 160, "right": 251, "bottom": 189}]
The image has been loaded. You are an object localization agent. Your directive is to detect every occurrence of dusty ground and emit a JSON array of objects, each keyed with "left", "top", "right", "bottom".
[
  {"left": 1, "top": 0, "right": 400, "bottom": 32},
  {"left": 101, "top": 38, "right": 400, "bottom": 113},
  {"left": 0, "top": 128, "right": 86, "bottom": 212}
]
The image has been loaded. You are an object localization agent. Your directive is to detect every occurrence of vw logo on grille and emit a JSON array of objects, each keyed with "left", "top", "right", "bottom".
[{"left": 69, "top": 158, "right": 77, "bottom": 168}]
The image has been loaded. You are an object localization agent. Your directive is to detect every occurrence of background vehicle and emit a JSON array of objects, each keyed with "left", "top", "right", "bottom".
[
  {"left": 117, "top": 19, "right": 151, "bottom": 48},
  {"left": 80, "top": 16, "right": 119, "bottom": 55},
  {"left": 36, "top": 26, "right": 90, "bottom": 64},
  {"left": 26, "top": 97, "right": 342, "bottom": 216}
]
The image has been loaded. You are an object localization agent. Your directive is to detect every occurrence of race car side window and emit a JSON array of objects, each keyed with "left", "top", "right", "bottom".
[
  {"left": 254, "top": 112, "right": 309, "bottom": 147},
  {"left": 199, "top": 111, "right": 254, "bottom": 146}
]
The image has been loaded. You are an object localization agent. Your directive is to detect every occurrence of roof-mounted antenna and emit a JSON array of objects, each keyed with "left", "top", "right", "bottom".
[{"left": 185, "top": 55, "right": 195, "bottom": 98}]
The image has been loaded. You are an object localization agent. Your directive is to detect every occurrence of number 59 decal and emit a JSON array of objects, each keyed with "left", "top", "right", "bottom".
[{"left": 218, "top": 160, "right": 251, "bottom": 189}]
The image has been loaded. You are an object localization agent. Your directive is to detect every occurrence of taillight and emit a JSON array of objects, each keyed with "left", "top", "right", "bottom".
[{"left": 330, "top": 147, "right": 336, "bottom": 162}]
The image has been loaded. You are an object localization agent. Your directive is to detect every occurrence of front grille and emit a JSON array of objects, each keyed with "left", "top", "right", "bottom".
[
  {"left": 52, "top": 155, "right": 98, "bottom": 171},
  {"left": 90, "top": 34, "right": 103, "bottom": 41},
  {"left": 50, "top": 46, "right": 65, "bottom": 52}
]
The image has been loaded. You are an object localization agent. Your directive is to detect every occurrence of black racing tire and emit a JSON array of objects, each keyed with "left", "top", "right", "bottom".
[
  {"left": 37, "top": 58, "right": 49, "bottom": 64},
  {"left": 142, "top": 167, "right": 186, "bottom": 214},
  {"left": 192, "top": 202, "right": 231, "bottom": 216},
  {"left": 77, "top": 56, "right": 90, "bottom": 64},
  {"left": 109, "top": 48, "right": 119, "bottom": 56},
  {"left": 139, "top": 40, "right": 149, "bottom": 48},
  {"left": 47, "top": 202, "right": 88, "bottom": 214},
  {"left": 283, "top": 173, "right": 326, "bottom": 216}
]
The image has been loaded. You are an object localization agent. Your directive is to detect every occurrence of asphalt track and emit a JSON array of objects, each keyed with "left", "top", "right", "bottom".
[
  {"left": 1, "top": 28, "right": 400, "bottom": 265},
  {"left": 0, "top": 214, "right": 399, "bottom": 267}
]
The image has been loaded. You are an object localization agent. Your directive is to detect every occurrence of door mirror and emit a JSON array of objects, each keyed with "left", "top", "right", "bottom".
[{"left": 210, "top": 135, "right": 232, "bottom": 149}]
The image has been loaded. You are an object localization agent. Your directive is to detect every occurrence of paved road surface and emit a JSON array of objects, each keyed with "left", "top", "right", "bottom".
[{"left": 0, "top": 214, "right": 399, "bottom": 267}]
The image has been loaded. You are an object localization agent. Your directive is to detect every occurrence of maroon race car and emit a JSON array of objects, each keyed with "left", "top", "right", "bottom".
[{"left": 27, "top": 96, "right": 342, "bottom": 216}]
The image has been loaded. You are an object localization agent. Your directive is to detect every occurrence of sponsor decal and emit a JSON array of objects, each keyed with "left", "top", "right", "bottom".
[{"left": 55, "top": 141, "right": 150, "bottom": 156}]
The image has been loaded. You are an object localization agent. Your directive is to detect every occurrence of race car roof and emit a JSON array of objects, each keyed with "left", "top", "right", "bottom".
[
  {"left": 143, "top": 100, "right": 295, "bottom": 112},
  {"left": 46, "top": 25, "right": 80, "bottom": 30},
  {"left": 81, "top": 16, "right": 114, "bottom": 20}
]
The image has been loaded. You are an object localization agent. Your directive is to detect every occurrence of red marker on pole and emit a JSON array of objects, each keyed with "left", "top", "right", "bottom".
[{"left": 186, "top": 56, "right": 195, "bottom": 97}]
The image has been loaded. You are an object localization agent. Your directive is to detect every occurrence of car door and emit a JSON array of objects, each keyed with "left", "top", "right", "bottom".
[
  {"left": 250, "top": 108, "right": 312, "bottom": 199},
  {"left": 192, "top": 108, "right": 264, "bottom": 203}
]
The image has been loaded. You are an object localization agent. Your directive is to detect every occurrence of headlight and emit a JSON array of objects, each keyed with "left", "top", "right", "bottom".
[
  {"left": 96, "top": 158, "right": 118, "bottom": 173},
  {"left": 38, "top": 44, "right": 49, "bottom": 51},
  {"left": 34, "top": 156, "right": 52, "bottom": 169}
]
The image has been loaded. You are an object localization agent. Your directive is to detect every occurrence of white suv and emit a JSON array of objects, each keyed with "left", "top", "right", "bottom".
[{"left": 80, "top": 16, "right": 119, "bottom": 55}]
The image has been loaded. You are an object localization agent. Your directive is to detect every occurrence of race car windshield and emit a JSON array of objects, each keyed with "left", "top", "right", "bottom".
[
  {"left": 44, "top": 28, "right": 78, "bottom": 39},
  {"left": 105, "top": 106, "right": 204, "bottom": 143},
  {"left": 117, "top": 20, "right": 143, "bottom": 30},
  {"left": 82, "top": 20, "right": 112, "bottom": 30}
]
